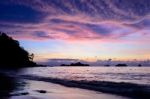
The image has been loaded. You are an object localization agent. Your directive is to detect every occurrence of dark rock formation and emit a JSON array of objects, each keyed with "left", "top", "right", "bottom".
[
  {"left": 35, "top": 90, "right": 47, "bottom": 93},
  {"left": 61, "top": 62, "right": 89, "bottom": 66},
  {"left": 115, "top": 64, "right": 127, "bottom": 67},
  {"left": 104, "top": 64, "right": 110, "bottom": 66},
  {"left": 138, "top": 64, "right": 142, "bottom": 67},
  {"left": 0, "top": 32, "right": 36, "bottom": 68}
]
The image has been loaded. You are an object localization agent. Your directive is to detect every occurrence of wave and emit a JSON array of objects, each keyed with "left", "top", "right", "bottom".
[{"left": 18, "top": 75, "right": 150, "bottom": 99}]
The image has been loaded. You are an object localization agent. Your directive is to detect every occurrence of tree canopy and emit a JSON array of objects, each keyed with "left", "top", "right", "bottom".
[{"left": 0, "top": 32, "right": 36, "bottom": 68}]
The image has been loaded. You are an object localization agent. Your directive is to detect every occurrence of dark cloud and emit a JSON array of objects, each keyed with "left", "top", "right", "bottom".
[
  {"left": 0, "top": 3, "right": 45, "bottom": 23},
  {"left": 42, "top": 0, "right": 150, "bottom": 21},
  {"left": 110, "top": 0, "right": 150, "bottom": 16},
  {"left": 49, "top": 18, "right": 115, "bottom": 37},
  {"left": 1, "top": 0, "right": 150, "bottom": 22},
  {"left": 33, "top": 31, "right": 51, "bottom": 39},
  {"left": 124, "top": 18, "right": 150, "bottom": 29},
  {"left": 50, "top": 19, "right": 67, "bottom": 24},
  {"left": 42, "top": 58, "right": 80, "bottom": 66},
  {"left": 85, "top": 23, "right": 113, "bottom": 35},
  {"left": 54, "top": 28, "right": 78, "bottom": 34}
]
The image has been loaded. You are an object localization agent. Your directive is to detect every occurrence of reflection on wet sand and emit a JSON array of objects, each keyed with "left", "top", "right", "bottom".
[
  {"left": 0, "top": 73, "right": 16, "bottom": 99},
  {"left": 0, "top": 72, "right": 27, "bottom": 99},
  {"left": 10, "top": 80, "right": 130, "bottom": 99},
  {"left": 0, "top": 73, "right": 129, "bottom": 99}
]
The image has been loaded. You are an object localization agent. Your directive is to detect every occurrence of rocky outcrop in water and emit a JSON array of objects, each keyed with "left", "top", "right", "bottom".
[
  {"left": 61, "top": 62, "right": 89, "bottom": 66},
  {"left": 115, "top": 64, "right": 127, "bottom": 67}
]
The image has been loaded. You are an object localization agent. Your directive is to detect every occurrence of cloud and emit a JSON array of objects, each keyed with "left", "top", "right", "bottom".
[
  {"left": 39, "top": 58, "right": 92, "bottom": 66},
  {"left": 0, "top": 0, "right": 150, "bottom": 43},
  {"left": 0, "top": 2, "right": 46, "bottom": 23},
  {"left": 124, "top": 18, "right": 150, "bottom": 29}
]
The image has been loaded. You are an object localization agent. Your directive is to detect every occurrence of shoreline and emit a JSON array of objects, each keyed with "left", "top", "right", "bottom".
[
  {"left": 10, "top": 80, "right": 130, "bottom": 99},
  {"left": 19, "top": 75, "right": 150, "bottom": 99}
]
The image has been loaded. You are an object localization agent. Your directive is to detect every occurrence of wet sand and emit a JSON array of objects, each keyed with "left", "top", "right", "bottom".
[
  {"left": 19, "top": 75, "right": 150, "bottom": 99},
  {"left": 10, "top": 80, "right": 130, "bottom": 99}
]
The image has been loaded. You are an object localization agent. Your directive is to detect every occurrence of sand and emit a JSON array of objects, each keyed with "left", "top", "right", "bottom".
[{"left": 10, "top": 80, "right": 130, "bottom": 99}]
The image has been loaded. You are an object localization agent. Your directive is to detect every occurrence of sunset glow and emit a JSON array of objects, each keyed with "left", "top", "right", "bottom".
[{"left": 0, "top": 0, "right": 150, "bottom": 63}]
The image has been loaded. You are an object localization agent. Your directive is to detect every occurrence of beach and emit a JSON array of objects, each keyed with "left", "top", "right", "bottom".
[
  {"left": 1, "top": 67, "right": 150, "bottom": 99},
  {"left": 10, "top": 80, "right": 130, "bottom": 99}
]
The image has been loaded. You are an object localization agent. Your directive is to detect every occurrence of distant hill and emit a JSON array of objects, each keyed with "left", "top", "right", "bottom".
[
  {"left": 0, "top": 32, "right": 36, "bottom": 69},
  {"left": 61, "top": 62, "right": 89, "bottom": 66},
  {"left": 115, "top": 64, "right": 127, "bottom": 67}
]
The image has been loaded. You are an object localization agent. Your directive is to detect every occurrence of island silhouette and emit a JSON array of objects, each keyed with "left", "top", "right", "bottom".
[
  {"left": 115, "top": 64, "right": 128, "bottom": 67},
  {"left": 61, "top": 62, "right": 89, "bottom": 66}
]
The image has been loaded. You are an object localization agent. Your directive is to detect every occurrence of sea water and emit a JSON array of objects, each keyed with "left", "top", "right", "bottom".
[{"left": 20, "top": 66, "right": 150, "bottom": 85}]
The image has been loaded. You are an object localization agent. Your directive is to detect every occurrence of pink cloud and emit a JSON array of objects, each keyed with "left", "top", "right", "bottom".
[{"left": 1, "top": 0, "right": 150, "bottom": 44}]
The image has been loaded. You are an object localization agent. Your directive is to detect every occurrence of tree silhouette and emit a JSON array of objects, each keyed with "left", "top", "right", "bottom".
[
  {"left": 29, "top": 53, "right": 34, "bottom": 61},
  {"left": 0, "top": 32, "right": 36, "bottom": 68}
]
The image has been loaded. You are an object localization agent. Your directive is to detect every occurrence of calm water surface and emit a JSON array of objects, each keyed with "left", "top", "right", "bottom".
[{"left": 20, "top": 67, "right": 150, "bottom": 85}]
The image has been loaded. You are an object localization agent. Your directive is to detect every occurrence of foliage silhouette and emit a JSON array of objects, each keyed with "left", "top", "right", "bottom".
[{"left": 0, "top": 32, "right": 36, "bottom": 68}]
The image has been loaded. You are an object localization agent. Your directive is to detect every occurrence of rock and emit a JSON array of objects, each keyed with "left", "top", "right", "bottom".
[
  {"left": 21, "top": 92, "right": 29, "bottom": 95},
  {"left": 35, "top": 90, "right": 47, "bottom": 93}
]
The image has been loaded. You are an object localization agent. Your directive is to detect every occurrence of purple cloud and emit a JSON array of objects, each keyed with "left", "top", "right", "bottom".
[{"left": 0, "top": 0, "right": 150, "bottom": 43}]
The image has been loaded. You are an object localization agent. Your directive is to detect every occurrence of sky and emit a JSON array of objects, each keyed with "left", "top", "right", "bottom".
[{"left": 0, "top": 0, "right": 150, "bottom": 63}]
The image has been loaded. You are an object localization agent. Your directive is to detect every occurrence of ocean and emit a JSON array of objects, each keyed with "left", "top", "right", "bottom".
[
  {"left": 1, "top": 66, "right": 150, "bottom": 99},
  {"left": 20, "top": 66, "right": 150, "bottom": 85}
]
